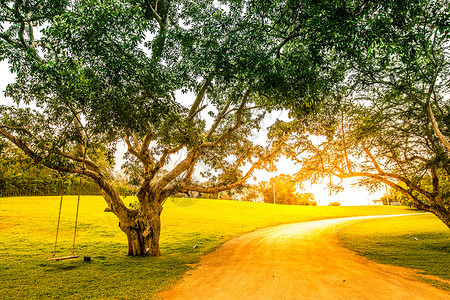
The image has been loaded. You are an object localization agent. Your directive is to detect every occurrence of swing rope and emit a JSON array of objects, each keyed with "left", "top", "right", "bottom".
[
  {"left": 71, "top": 149, "right": 86, "bottom": 256},
  {"left": 51, "top": 176, "right": 65, "bottom": 258},
  {"left": 49, "top": 150, "right": 86, "bottom": 261}
]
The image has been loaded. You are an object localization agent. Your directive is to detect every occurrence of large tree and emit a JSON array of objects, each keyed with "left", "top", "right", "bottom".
[
  {"left": 0, "top": 0, "right": 354, "bottom": 255},
  {"left": 281, "top": 0, "right": 450, "bottom": 227}
]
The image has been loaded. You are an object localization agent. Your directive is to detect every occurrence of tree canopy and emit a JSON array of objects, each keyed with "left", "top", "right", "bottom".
[
  {"left": 3, "top": 0, "right": 447, "bottom": 257},
  {"left": 0, "top": 0, "right": 361, "bottom": 256},
  {"left": 279, "top": 0, "right": 450, "bottom": 228}
]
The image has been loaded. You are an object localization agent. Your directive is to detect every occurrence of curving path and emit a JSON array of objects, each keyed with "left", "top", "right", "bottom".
[{"left": 159, "top": 215, "right": 450, "bottom": 300}]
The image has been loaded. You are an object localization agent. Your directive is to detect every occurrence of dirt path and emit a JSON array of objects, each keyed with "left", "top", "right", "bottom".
[{"left": 159, "top": 215, "right": 450, "bottom": 300}]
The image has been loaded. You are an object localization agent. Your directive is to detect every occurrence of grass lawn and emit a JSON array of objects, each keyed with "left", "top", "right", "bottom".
[
  {"left": 339, "top": 214, "right": 450, "bottom": 290},
  {"left": 0, "top": 196, "right": 419, "bottom": 299}
]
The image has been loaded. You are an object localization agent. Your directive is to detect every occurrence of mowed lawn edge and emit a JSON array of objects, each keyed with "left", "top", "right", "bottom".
[
  {"left": 338, "top": 214, "right": 450, "bottom": 291},
  {"left": 1, "top": 196, "right": 422, "bottom": 299}
]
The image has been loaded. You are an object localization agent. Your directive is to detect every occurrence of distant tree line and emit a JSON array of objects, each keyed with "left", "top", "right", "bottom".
[
  {"left": 0, "top": 145, "right": 101, "bottom": 197},
  {"left": 240, "top": 174, "right": 317, "bottom": 206}
]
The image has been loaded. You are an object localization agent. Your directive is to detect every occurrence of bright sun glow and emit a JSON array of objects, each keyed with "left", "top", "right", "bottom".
[{"left": 250, "top": 156, "right": 386, "bottom": 206}]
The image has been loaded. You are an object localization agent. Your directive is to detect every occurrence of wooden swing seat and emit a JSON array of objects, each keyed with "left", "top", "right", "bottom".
[{"left": 48, "top": 255, "right": 79, "bottom": 261}]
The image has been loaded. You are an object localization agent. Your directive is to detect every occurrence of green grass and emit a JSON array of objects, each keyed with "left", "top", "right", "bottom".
[
  {"left": 339, "top": 214, "right": 450, "bottom": 290},
  {"left": 0, "top": 196, "right": 419, "bottom": 299}
]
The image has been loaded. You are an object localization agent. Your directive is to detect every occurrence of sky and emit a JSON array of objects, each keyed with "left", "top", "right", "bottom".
[{"left": 0, "top": 61, "right": 386, "bottom": 206}]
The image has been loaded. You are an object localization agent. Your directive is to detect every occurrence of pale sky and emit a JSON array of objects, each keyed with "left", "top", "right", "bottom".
[{"left": 0, "top": 61, "right": 385, "bottom": 206}]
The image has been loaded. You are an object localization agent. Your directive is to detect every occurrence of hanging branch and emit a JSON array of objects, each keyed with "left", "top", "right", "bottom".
[
  {"left": 426, "top": 100, "right": 450, "bottom": 152},
  {"left": 340, "top": 111, "right": 353, "bottom": 173}
]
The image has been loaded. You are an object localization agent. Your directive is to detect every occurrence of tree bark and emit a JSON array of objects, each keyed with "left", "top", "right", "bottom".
[
  {"left": 118, "top": 190, "right": 163, "bottom": 256},
  {"left": 429, "top": 204, "right": 450, "bottom": 229},
  {"left": 119, "top": 211, "right": 162, "bottom": 256},
  {"left": 94, "top": 174, "right": 164, "bottom": 256},
  {"left": 426, "top": 100, "right": 450, "bottom": 153}
]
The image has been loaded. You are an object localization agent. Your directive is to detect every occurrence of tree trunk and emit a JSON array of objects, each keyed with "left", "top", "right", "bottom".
[
  {"left": 409, "top": 193, "right": 450, "bottom": 229},
  {"left": 429, "top": 206, "right": 450, "bottom": 229},
  {"left": 118, "top": 195, "right": 163, "bottom": 256},
  {"left": 95, "top": 175, "right": 165, "bottom": 256}
]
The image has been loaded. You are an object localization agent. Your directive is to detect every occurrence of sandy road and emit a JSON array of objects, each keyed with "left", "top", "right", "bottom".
[{"left": 159, "top": 215, "right": 450, "bottom": 300}]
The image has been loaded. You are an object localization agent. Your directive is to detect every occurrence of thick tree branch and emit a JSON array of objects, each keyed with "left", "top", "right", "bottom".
[
  {"left": 156, "top": 144, "right": 184, "bottom": 169},
  {"left": 424, "top": 70, "right": 450, "bottom": 151},
  {"left": 426, "top": 100, "right": 450, "bottom": 152},
  {"left": 72, "top": 113, "right": 87, "bottom": 153},
  {"left": 144, "top": 143, "right": 185, "bottom": 185},
  {"left": 0, "top": 127, "right": 39, "bottom": 161},
  {"left": 144, "top": 0, "right": 167, "bottom": 30},
  {"left": 0, "top": 124, "right": 33, "bottom": 136},
  {"left": 125, "top": 133, "right": 156, "bottom": 178},
  {"left": 179, "top": 138, "right": 285, "bottom": 194},
  {"left": 125, "top": 136, "right": 141, "bottom": 159},
  {"left": 0, "top": 124, "right": 100, "bottom": 173},
  {"left": 430, "top": 166, "right": 440, "bottom": 196},
  {"left": 362, "top": 145, "right": 385, "bottom": 174},
  {"left": 275, "top": 31, "right": 300, "bottom": 58},
  {"left": 49, "top": 147, "right": 100, "bottom": 173},
  {"left": 131, "top": 133, "right": 142, "bottom": 152},
  {"left": 187, "top": 73, "right": 214, "bottom": 122},
  {"left": 141, "top": 131, "right": 153, "bottom": 153},
  {"left": 403, "top": 72, "right": 449, "bottom": 152},
  {"left": 25, "top": 12, "right": 34, "bottom": 44},
  {"left": 234, "top": 90, "right": 250, "bottom": 125},
  {"left": 223, "top": 105, "right": 264, "bottom": 117},
  {"left": 153, "top": 149, "right": 197, "bottom": 194},
  {"left": 336, "top": 171, "right": 434, "bottom": 209},
  {"left": 428, "top": 167, "right": 448, "bottom": 216},
  {"left": 203, "top": 89, "right": 250, "bottom": 149},
  {"left": 183, "top": 159, "right": 196, "bottom": 182},
  {"left": 204, "top": 101, "right": 231, "bottom": 140},
  {"left": 0, "top": 32, "right": 23, "bottom": 48},
  {"left": 1, "top": 125, "right": 129, "bottom": 218},
  {"left": 18, "top": 20, "right": 25, "bottom": 45}
]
